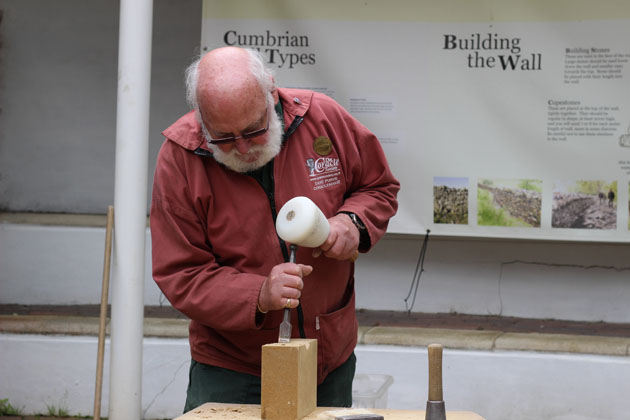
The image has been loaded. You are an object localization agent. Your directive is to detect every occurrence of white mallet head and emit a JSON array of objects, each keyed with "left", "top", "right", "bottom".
[{"left": 276, "top": 196, "right": 330, "bottom": 248}]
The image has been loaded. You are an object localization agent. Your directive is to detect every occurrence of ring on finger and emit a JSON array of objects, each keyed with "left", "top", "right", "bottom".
[{"left": 285, "top": 298, "right": 291, "bottom": 309}]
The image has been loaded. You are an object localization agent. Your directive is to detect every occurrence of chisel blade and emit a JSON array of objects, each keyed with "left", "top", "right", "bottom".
[{"left": 278, "top": 308, "right": 291, "bottom": 343}]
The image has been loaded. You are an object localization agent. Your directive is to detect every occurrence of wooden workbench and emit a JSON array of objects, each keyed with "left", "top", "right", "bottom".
[{"left": 175, "top": 403, "right": 485, "bottom": 420}]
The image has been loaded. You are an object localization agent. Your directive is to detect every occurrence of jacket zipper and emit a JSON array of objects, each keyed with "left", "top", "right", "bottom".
[
  {"left": 272, "top": 114, "right": 304, "bottom": 262},
  {"left": 271, "top": 114, "right": 305, "bottom": 337},
  {"left": 267, "top": 173, "right": 290, "bottom": 262},
  {"left": 285, "top": 116, "right": 304, "bottom": 139}
]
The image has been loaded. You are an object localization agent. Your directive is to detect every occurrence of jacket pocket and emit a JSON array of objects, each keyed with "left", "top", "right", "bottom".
[{"left": 315, "top": 290, "right": 358, "bottom": 383}]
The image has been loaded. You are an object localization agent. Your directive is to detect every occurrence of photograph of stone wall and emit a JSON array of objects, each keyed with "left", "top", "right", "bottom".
[
  {"left": 477, "top": 179, "right": 542, "bottom": 227},
  {"left": 433, "top": 177, "right": 468, "bottom": 224},
  {"left": 552, "top": 180, "right": 617, "bottom": 229}
]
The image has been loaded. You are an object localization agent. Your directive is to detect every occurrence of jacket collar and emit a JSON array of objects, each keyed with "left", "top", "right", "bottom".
[
  {"left": 277, "top": 88, "right": 312, "bottom": 121},
  {"left": 162, "top": 88, "right": 313, "bottom": 152}
]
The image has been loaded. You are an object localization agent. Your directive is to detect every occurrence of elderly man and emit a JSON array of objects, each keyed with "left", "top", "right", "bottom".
[{"left": 150, "top": 46, "right": 399, "bottom": 412}]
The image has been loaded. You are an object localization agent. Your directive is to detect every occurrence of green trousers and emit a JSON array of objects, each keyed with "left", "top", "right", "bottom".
[{"left": 184, "top": 353, "right": 356, "bottom": 413}]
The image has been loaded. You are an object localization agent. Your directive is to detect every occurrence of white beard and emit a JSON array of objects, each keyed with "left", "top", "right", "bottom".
[{"left": 202, "top": 106, "right": 283, "bottom": 173}]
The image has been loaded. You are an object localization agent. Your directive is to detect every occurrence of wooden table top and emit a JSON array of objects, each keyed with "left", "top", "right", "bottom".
[{"left": 175, "top": 402, "right": 485, "bottom": 420}]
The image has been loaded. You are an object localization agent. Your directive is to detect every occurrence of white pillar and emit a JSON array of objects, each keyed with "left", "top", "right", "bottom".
[{"left": 109, "top": 0, "right": 153, "bottom": 419}]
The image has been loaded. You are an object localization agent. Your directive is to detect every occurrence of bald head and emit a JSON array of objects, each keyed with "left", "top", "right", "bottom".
[
  {"left": 197, "top": 47, "right": 264, "bottom": 117},
  {"left": 185, "top": 47, "right": 277, "bottom": 124}
]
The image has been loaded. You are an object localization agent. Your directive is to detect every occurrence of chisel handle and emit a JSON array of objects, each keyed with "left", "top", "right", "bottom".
[
  {"left": 428, "top": 343, "right": 443, "bottom": 401},
  {"left": 289, "top": 244, "right": 297, "bottom": 264},
  {"left": 278, "top": 244, "right": 298, "bottom": 343}
]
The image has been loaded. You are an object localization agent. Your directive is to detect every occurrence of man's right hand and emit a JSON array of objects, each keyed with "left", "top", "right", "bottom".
[{"left": 257, "top": 263, "right": 313, "bottom": 313}]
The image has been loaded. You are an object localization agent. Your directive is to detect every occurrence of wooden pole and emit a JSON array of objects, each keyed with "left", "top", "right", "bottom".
[{"left": 94, "top": 205, "right": 114, "bottom": 420}]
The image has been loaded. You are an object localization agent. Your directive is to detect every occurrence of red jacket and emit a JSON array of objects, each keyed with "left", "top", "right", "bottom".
[{"left": 151, "top": 88, "right": 399, "bottom": 383}]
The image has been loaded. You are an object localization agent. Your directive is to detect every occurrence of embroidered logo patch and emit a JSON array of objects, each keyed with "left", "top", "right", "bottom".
[{"left": 306, "top": 156, "right": 341, "bottom": 191}]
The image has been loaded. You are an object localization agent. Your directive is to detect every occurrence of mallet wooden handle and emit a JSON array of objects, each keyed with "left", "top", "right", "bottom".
[{"left": 428, "top": 343, "right": 443, "bottom": 402}]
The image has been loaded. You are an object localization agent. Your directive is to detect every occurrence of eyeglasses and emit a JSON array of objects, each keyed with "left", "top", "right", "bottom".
[{"left": 204, "top": 105, "right": 270, "bottom": 145}]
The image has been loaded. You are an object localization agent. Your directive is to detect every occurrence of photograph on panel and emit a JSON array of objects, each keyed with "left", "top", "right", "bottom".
[
  {"left": 433, "top": 176, "right": 469, "bottom": 224},
  {"left": 477, "top": 178, "right": 542, "bottom": 227},
  {"left": 552, "top": 180, "right": 617, "bottom": 229}
]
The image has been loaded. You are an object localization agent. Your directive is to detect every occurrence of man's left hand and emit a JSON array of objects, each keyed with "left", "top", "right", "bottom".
[{"left": 314, "top": 213, "right": 359, "bottom": 260}]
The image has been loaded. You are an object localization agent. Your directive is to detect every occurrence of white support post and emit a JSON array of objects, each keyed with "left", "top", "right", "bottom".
[{"left": 109, "top": 0, "right": 153, "bottom": 419}]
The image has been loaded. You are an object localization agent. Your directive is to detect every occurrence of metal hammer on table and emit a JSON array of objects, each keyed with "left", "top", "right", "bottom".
[{"left": 425, "top": 343, "right": 446, "bottom": 420}]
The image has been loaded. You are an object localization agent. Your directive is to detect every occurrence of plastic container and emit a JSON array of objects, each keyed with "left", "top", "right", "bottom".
[{"left": 351, "top": 373, "right": 394, "bottom": 409}]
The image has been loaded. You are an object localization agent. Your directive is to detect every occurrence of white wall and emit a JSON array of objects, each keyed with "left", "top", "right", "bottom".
[
  {"left": 0, "top": 334, "right": 189, "bottom": 419},
  {"left": 355, "top": 345, "right": 630, "bottom": 420},
  {"left": 355, "top": 234, "right": 630, "bottom": 322}
]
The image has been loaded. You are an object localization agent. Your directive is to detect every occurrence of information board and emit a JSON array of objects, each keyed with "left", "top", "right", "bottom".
[{"left": 201, "top": 0, "right": 630, "bottom": 242}]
